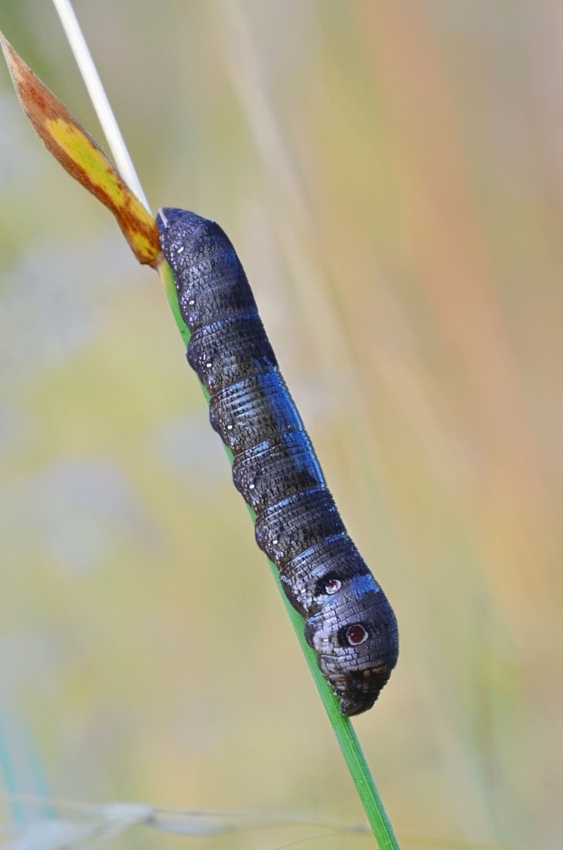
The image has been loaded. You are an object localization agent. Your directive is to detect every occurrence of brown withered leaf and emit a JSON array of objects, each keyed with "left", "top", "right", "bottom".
[{"left": 0, "top": 32, "right": 160, "bottom": 266}]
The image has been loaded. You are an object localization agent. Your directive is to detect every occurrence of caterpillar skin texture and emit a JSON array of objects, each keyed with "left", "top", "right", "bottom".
[{"left": 157, "top": 207, "right": 399, "bottom": 716}]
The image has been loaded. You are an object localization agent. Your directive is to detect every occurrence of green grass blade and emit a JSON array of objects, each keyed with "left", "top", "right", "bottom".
[{"left": 158, "top": 257, "right": 400, "bottom": 850}]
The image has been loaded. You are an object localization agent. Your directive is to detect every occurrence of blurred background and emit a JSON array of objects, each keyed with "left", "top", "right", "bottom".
[{"left": 0, "top": 1, "right": 562, "bottom": 848}]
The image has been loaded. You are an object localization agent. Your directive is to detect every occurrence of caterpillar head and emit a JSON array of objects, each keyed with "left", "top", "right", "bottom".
[{"left": 304, "top": 574, "right": 399, "bottom": 716}]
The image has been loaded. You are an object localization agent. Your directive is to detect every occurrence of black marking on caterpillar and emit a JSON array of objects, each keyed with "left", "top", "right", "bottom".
[{"left": 157, "top": 208, "right": 399, "bottom": 716}]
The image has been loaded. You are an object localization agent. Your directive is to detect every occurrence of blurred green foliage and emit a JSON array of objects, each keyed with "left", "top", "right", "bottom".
[{"left": 1, "top": 2, "right": 562, "bottom": 848}]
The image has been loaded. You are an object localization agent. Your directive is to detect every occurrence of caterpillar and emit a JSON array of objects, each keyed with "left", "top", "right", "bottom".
[{"left": 156, "top": 207, "right": 399, "bottom": 716}]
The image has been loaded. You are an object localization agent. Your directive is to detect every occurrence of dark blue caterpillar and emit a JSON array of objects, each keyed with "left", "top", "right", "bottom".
[{"left": 156, "top": 208, "right": 398, "bottom": 716}]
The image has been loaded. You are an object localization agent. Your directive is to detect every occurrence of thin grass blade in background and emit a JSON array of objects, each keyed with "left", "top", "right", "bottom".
[
  {"left": 0, "top": 693, "right": 53, "bottom": 826},
  {"left": 0, "top": 795, "right": 370, "bottom": 849}
]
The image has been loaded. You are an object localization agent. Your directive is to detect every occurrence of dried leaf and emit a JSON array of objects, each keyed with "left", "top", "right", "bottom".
[{"left": 0, "top": 32, "right": 160, "bottom": 266}]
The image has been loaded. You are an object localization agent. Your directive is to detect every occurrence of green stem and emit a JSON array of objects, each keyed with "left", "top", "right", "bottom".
[
  {"left": 276, "top": 582, "right": 400, "bottom": 849},
  {"left": 158, "top": 257, "right": 400, "bottom": 850}
]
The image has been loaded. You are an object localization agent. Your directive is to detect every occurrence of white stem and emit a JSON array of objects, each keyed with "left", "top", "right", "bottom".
[{"left": 51, "top": 0, "right": 151, "bottom": 213}]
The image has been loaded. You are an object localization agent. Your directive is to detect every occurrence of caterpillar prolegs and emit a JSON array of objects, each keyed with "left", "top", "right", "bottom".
[{"left": 156, "top": 208, "right": 399, "bottom": 716}]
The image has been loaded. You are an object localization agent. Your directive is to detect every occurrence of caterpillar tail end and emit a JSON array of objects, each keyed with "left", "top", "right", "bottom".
[{"left": 156, "top": 207, "right": 186, "bottom": 231}]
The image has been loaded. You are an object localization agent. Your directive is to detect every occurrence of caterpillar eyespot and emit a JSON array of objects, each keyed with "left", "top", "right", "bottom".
[
  {"left": 345, "top": 624, "right": 369, "bottom": 646},
  {"left": 320, "top": 575, "right": 342, "bottom": 596},
  {"left": 156, "top": 207, "right": 399, "bottom": 716}
]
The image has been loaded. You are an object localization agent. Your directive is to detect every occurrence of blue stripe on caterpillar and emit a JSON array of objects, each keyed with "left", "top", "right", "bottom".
[{"left": 156, "top": 207, "right": 399, "bottom": 716}]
